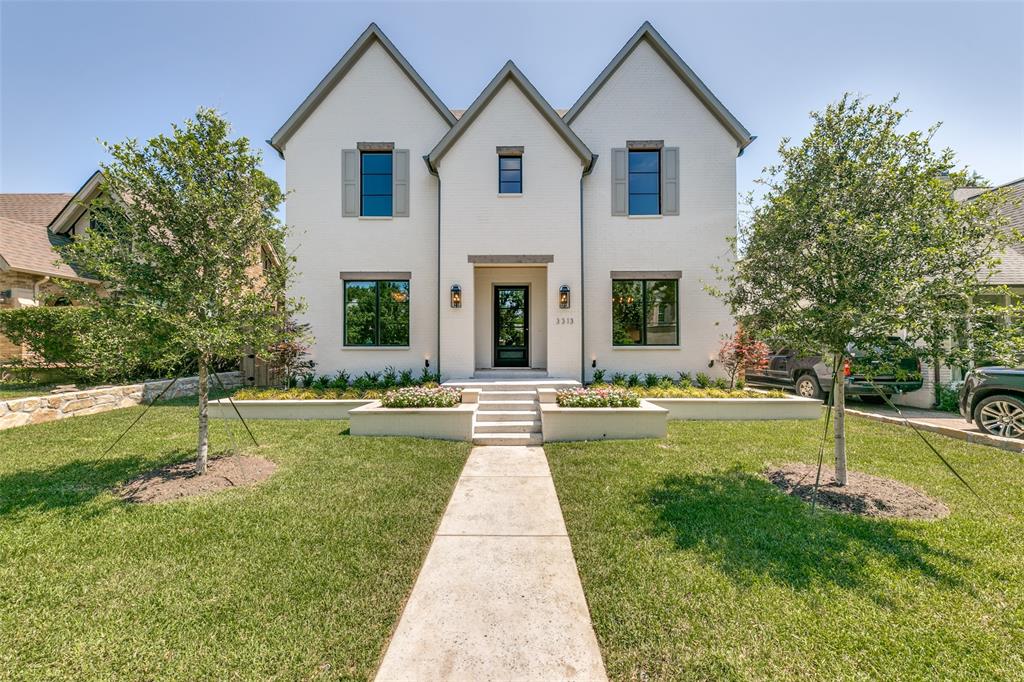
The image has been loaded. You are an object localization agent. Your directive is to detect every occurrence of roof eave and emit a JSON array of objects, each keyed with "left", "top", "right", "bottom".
[
  {"left": 48, "top": 170, "right": 103, "bottom": 234},
  {"left": 269, "top": 23, "right": 456, "bottom": 158},
  {"left": 565, "top": 21, "right": 754, "bottom": 157},
  {"left": 427, "top": 61, "right": 595, "bottom": 172}
]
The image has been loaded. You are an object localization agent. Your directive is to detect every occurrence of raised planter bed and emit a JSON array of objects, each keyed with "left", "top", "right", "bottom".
[
  {"left": 209, "top": 398, "right": 373, "bottom": 421},
  {"left": 646, "top": 395, "right": 821, "bottom": 421},
  {"left": 348, "top": 402, "right": 476, "bottom": 441},
  {"left": 539, "top": 400, "right": 668, "bottom": 441}
]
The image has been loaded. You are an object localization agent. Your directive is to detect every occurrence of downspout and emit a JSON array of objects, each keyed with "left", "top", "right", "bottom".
[
  {"left": 424, "top": 156, "right": 441, "bottom": 379},
  {"left": 33, "top": 276, "right": 51, "bottom": 305},
  {"left": 580, "top": 154, "right": 597, "bottom": 383}
]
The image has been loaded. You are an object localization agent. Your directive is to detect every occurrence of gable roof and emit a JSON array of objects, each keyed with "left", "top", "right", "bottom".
[
  {"left": 426, "top": 61, "right": 595, "bottom": 173},
  {"left": 564, "top": 21, "right": 754, "bottom": 155},
  {"left": 47, "top": 170, "right": 104, "bottom": 234},
  {"left": 0, "top": 193, "right": 72, "bottom": 226},
  {"left": 970, "top": 177, "right": 1024, "bottom": 285},
  {"left": 269, "top": 23, "right": 456, "bottom": 158},
  {"left": 0, "top": 216, "right": 91, "bottom": 281}
]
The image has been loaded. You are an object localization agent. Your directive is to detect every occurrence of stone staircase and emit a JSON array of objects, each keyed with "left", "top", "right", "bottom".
[{"left": 444, "top": 374, "right": 580, "bottom": 446}]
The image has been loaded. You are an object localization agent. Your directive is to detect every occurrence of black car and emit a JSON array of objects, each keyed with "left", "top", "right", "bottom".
[
  {"left": 745, "top": 346, "right": 924, "bottom": 402},
  {"left": 959, "top": 367, "right": 1024, "bottom": 439}
]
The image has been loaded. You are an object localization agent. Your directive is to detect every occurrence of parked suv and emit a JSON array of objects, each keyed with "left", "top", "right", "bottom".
[
  {"left": 959, "top": 367, "right": 1024, "bottom": 439},
  {"left": 745, "top": 345, "right": 923, "bottom": 402}
]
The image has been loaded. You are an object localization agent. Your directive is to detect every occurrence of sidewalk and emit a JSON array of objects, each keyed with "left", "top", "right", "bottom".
[{"left": 374, "top": 445, "right": 607, "bottom": 681}]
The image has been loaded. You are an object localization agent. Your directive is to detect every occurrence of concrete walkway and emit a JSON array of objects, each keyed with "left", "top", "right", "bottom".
[{"left": 375, "top": 445, "right": 607, "bottom": 681}]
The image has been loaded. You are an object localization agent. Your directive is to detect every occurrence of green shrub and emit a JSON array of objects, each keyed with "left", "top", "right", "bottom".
[
  {"left": 677, "top": 371, "right": 693, "bottom": 387},
  {"left": 556, "top": 386, "right": 641, "bottom": 408},
  {"left": 935, "top": 381, "right": 962, "bottom": 413},
  {"left": 591, "top": 368, "right": 606, "bottom": 384},
  {"left": 380, "top": 386, "right": 460, "bottom": 408},
  {"left": 695, "top": 372, "right": 712, "bottom": 388},
  {"left": 611, "top": 373, "right": 627, "bottom": 386}
]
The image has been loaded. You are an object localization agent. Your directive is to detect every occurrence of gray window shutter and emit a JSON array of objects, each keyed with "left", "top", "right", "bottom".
[
  {"left": 342, "top": 149, "right": 358, "bottom": 217},
  {"left": 662, "top": 147, "right": 680, "bottom": 216},
  {"left": 393, "top": 149, "right": 410, "bottom": 217},
  {"left": 611, "top": 147, "right": 627, "bottom": 216}
]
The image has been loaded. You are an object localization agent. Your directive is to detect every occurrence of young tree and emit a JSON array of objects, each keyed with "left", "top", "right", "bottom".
[
  {"left": 717, "top": 329, "right": 770, "bottom": 389},
  {"left": 720, "top": 94, "right": 1015, "bottom": 485},
  {"left": 60, "top": 108, "right": 298, "bottom": 474}
]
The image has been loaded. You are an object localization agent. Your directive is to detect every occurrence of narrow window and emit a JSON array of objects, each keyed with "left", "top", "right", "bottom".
[
  {"left": 360, "top": 151, "right": 393, "bottom": 216},
  {"left": 612, "top": 279, "right": 678, "bottom": 345},
  {"left": 499, "top": 156, "right": 522, "bottom": 194},
  {"left": 628, "top": 150, "right": 660, "bottom": 215},
  {"left": 344, "top": 280, "right": 409, "bottom": 346}
]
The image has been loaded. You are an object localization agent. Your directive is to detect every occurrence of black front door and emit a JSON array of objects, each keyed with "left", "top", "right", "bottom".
[{"left": 493, "top": 286, "right": 529, "bottom": 367}]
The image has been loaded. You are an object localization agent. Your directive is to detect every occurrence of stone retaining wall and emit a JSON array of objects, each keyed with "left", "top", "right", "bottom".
[{"left": 0, "top": 372, "right": 243, "bottom": 430}]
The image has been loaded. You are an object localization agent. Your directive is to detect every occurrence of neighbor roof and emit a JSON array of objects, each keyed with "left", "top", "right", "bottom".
[
  {"left": 972, "top": 177, "right": 1024, "bottom": 285},
  {"left": 47, "top": 170, "right": 104, "bottom": 235},
  {"left": 564, "top": 21, "right": 755, "bottom": 155},
  {"left": 0, "top": 193, "right": 72, "bottom": 226},
  {"left": 427, "top": 61, "right": 595, "bottom": 173},
  {"left": 0, "top": 216, "right": 89, "bottom": 281},
  {"left": 269, "top": 23, "right": 457, "bottom": 157}
]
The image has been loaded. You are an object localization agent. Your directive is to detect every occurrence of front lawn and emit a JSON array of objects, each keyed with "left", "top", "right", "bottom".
[
  {"left": 0, "top": 398, "right": 469, "bottom": 679},
  {"left": 547, "top": 416, "right": 1024, "bottom": 681}
]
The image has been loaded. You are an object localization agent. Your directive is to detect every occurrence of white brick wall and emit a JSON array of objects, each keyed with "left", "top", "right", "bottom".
[
  {"left": 437, "top": 80, "right": 584, "bottom": 379},
  {"left": 284, "top": 35, "right": 744, "bottom": 382},
  {"left": 570, "top": 40, "right": 740, "bottom": 382},
  {"left": 284, "top": 41, "right": 450, "bottom": 378}
]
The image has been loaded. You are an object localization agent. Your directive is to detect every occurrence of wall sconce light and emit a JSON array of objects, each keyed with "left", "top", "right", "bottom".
[
  {"left": 707, "top": 359, "right": 715, "bottom": 368},
  {"left": 559, "top": 285, "right": 570, "bottom": 309},
  {"left": 450, "top": 284, "right": 462, "bottom": 308},
  {"left": 591, "top": 358, "right": 597, "bottom": 368},
  {"left": 424, "top": 358, "right": 430, "bottom": 369}
]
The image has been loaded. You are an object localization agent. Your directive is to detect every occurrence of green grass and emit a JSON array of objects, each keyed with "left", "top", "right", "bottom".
[
  {"left": 0, "top": 397, "right": 470, "bottom": 679},
  {"left": 547, "top": 416, "right": 1024, "bottom": 681},
  {"left": 0, "top": 384, "right": 63, "bottom": 400}
]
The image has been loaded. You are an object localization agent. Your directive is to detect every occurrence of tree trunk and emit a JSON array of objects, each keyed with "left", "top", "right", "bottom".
[
  {"left": 195, "top": 360, "right": 209, "bottom": 475},
  {"left": 833, "top": 353, "right": 848, "bottom": 486},
  {"left": 933, "top": 354, "right": 942, "bottom": 407}
]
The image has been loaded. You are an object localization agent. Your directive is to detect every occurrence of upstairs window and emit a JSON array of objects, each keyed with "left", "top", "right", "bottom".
[
  {"left": 499, "top": 155, "right": 522, "bottom": 194},
  {"left": 360, "top": 151, "right": 393, "bottom": 216},
  {"left": 628, "top": 150, "right": 660, "bottom": 215}
]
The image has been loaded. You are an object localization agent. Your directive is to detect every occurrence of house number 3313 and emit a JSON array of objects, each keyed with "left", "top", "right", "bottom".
[{"left": 556, "top": 317, "right": 575, "bottom": 325}]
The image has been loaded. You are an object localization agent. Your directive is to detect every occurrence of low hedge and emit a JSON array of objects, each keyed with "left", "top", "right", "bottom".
[
  {"left": 380, "top": 386, "right": 461, "bottom": 408},
  {"left": 556, "top": 387, "right": 641, "bottom": 408},
  {"left": 626, "top": 386, "right": 788, "bottom": 399}
]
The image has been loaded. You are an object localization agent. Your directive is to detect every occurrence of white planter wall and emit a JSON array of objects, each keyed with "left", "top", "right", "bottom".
[
  {"left": 209, "top": 398, "right": 372, "bottom": 421},
  {"left": 539, "top": 400, "right": 668, "bottom": 441},
  {"left": 647, "top": 396, "right": 821, "bottom": 421},
  {"left": 349, "top": 402, "right": 476, "bottom": 440}
]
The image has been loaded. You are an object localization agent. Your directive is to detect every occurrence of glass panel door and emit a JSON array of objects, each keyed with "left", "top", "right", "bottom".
[{"left": 493, "top": 286, "right": 529, "bottom": 367}]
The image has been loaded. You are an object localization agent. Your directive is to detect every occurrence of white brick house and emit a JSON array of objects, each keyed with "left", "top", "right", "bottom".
[{"left": 270, "top": 22, "right": 754, "bottom": 382}]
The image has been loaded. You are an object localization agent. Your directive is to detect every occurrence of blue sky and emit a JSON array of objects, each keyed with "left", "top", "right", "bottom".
[{"left": 2, "top": 0, "right": 1022, "bottom": 206}]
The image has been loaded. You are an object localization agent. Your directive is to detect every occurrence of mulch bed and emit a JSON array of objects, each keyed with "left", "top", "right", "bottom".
[
  {"left": 765, "top": 463, "right": 949, "bottom": 520},
  {"left": 118, "top": 455, "right": 277, "bottom": 504}
]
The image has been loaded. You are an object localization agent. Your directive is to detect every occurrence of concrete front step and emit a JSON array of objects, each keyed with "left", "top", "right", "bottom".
[
  {"left": 478, "top": 409, "right": 540, "bottom": 422},
  {"left": 478, "top": 400, "right": 539, "bottom": 411},
  {"left": 475, "top": 420, "right": 542, "bottom": 434},
  {"left": 472, "top": 433, "right": 544, "bottom": 446},
  {"left": 479, "top": 390, "right": 537, "bottom": 401}
]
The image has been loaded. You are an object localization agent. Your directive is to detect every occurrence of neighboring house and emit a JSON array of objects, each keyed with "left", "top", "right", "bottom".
[
  {"left": 0, "top": 171, "right": 102, "bottom": 361},
  {"left": 896, "top": 177, "right": 1024, "bottom": 408},
  {"left": 270, "top": 21, "right": 754, "bottom": 381}
]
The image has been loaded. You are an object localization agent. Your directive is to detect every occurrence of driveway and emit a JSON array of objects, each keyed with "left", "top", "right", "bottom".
[{"left": 847, "top": 403, "right": 1024, "bottom": 454}]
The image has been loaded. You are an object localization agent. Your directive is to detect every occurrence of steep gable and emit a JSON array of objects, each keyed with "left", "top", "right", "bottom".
[
  {"left": 269, "top": 23, "right": 456, "bottom": 157},
  {"left": 565, "top": 21, "right": 753, "bottom": 154},
  {"left": 427, "top": 62, "right": 594, "bottom": 173}
]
